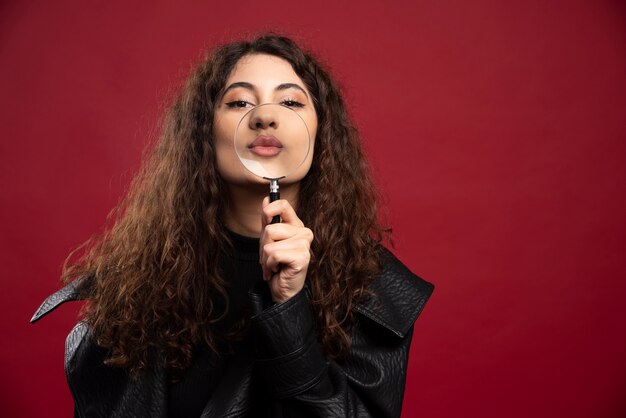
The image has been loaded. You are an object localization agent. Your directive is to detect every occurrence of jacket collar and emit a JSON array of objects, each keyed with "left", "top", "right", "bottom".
[
  {"left": 31, "top": 280, "right": 84, "bottom": 324},
  {"left": 354, "top": 248, "right": 434, "bottom": 338}
]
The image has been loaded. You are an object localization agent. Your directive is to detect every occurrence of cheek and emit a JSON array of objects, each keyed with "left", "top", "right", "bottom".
[
  {"left": 213, "top": 114, "right": 234, "bottom": 145},
  {"left": 290, "top": 124, "right": 317, "bottom": 182},
  {"left": 213, "top": 117, "right": 238, "bottom": 176}
]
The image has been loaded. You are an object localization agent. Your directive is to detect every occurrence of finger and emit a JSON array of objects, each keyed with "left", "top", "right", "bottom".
[
  {"left": 265, "top": 249, "right": 309, "bottom": 277},
  {"left": 261, "top": 235, "right": 312, "bottom": 263},
  {"left": 259, "top": 226, "right": 281, "bottom": 261},
  {"left": 260, "top": 227, "right": 313, "bottom": 268},
  {"left": 262, "top": 199, "right": 303, "bottom": 227},
  {"left": 262, "top": 223, "right": 307, "bottom": 242},
  {"left": 262, "top": 240, "right": 311, "bottom": 270}
]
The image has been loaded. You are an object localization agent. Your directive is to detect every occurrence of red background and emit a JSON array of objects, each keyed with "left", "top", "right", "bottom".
[{"left": 2, "top": 1, "right": 625, "bottom": 417}]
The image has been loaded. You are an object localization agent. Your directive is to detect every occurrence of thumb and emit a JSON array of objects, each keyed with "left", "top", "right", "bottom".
[{"left": 261, "top": 196, "right": 270, "bottom": 228}]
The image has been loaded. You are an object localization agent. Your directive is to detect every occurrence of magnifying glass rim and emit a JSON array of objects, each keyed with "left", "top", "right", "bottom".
[{"left": 233, "top": 102, "right": 311, "bottom": 181}]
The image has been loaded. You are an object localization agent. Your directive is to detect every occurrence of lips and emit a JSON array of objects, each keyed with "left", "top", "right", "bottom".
[{"left": 248, "top": 135, "right": 283, "bottom": 157}]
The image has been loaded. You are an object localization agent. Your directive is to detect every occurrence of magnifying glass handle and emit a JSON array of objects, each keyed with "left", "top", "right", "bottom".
[
  {"left": 269, "top": 191, "right": 281, "bottom": 224},
  {"left": 268, "top": 179, "right": 281, "bottom": 224}
]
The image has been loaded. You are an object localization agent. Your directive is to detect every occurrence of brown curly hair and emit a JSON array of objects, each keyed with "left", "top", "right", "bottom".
[{"left": 63, "top": 34, "right": 386, "bottom": 377}]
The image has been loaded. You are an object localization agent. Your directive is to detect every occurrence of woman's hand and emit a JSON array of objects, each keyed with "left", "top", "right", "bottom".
[{"left": 260, "top": 197, "right": 314, "bottom": 304}]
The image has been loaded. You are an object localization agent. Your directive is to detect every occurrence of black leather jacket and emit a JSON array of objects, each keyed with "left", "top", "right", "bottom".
[{"left": 31, "top": 249, "right": 434, "bottom": 418}]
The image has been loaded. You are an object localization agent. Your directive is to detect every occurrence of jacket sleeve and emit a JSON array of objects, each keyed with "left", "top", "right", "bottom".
[{"left": 249, "top": 283, "right": 426, "bottom": 418}]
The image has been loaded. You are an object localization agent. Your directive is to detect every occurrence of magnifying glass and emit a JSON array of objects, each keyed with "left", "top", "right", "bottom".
[{"left": 234, "top": 103, "right": 312, "bottom": 224}]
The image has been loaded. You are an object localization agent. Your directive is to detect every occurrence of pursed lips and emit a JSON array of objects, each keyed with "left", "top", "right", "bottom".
[{"left": 248, "top": 136, "right": 283, "bottom": 157}]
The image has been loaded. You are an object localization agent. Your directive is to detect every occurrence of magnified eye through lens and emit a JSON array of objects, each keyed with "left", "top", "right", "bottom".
[{"left": 234, "top": 103, "right": 311, "bottom": 181}]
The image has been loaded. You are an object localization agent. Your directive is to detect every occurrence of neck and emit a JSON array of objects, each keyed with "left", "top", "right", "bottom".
[{"left": 224, "top": 182, "right": 300, "bottom": 238}]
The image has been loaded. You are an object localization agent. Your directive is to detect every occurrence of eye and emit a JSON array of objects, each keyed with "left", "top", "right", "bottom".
[
  {"left": 280, "top": 99, "right": 305, "bottom": 108},
  {"left": 225, "top": 100, "right": 254, "bottom": 109}
]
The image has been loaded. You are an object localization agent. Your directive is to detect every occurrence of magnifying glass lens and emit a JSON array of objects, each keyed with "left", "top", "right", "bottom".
[{"left": 234, "top": 103, "right": 311, "bottom": 181}]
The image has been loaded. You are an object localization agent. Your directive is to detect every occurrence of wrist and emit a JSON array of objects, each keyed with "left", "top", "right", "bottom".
[{"left": 271, "top": 287, "right": 301, "bottom": 304}]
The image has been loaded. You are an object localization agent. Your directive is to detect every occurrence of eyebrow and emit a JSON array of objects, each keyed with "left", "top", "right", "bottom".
[{"left": 222, "top": 81, "right": 309, "bottom": 99}]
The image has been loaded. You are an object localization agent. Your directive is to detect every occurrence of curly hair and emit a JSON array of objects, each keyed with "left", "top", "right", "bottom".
[{"left": 63, "top": 34, "right": 386, "bottom": 377}]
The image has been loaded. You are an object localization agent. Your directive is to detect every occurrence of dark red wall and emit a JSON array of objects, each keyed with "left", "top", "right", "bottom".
[{"left": 1, "top": 1, "right": 625, "bottom": 417}]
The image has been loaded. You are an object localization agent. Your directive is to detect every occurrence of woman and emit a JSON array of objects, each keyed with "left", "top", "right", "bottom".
[{"left": 31, "top": 34, "right": 434, "bottom": 418}]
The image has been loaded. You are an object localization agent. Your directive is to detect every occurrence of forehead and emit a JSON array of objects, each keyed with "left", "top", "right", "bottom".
[{"left": 226, "top": 54, "right": 304, "bottom": 86}]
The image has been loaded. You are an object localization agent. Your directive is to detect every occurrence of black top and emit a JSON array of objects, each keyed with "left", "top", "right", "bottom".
[{"left": 167, "top": 230, "right": 263, "bottom": 418}]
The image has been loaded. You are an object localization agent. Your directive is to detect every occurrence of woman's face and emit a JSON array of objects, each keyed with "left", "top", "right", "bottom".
[{"left": 213, "top": 53, "right": 318, "bottom": 188}]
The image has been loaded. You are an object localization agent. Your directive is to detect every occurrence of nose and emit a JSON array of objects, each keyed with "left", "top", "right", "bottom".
[{"left": 248, "top": 105, "right": 279, "bottom": 130}]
